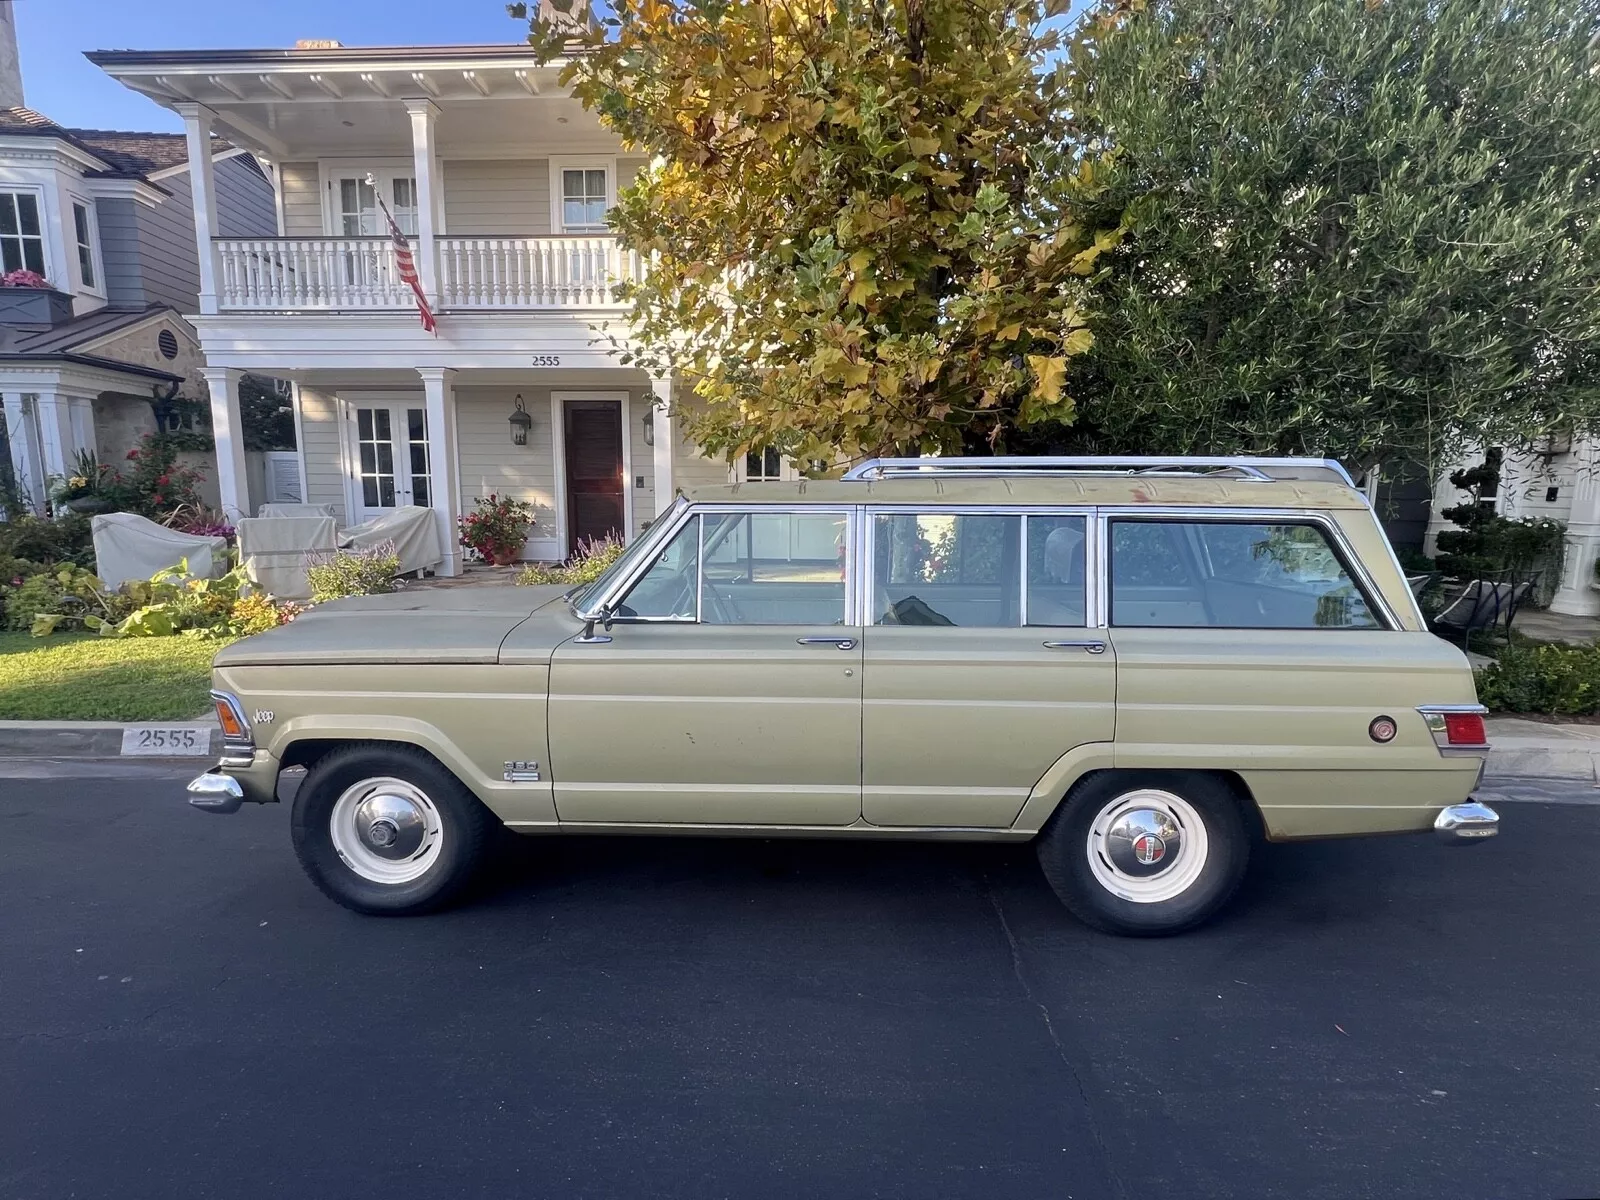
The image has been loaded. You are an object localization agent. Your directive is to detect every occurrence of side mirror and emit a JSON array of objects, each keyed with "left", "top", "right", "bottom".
[{"left": 577, "top": 604, "right": 616, "bottom": 645}]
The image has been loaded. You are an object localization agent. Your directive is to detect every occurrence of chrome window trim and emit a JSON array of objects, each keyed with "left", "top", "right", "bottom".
[
  {"left": 1099, "top": 507, "right": 1401, "bottom": 632},
  {"left": 862, "top": 505, "right": 1097, "bottom": 630}
]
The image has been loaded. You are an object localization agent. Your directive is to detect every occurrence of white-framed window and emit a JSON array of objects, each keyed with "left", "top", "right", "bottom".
[
  {"left": 732, "top": 450, "right": 832, "bottom": 483},
  {"left": 0, "top": 191, "right": 47, "bottom": 277},
  {"left": 71, "top": 199, "right": 99, "bottom": 291},
  {"left": 549, "top": 158, "right": 615, "bottom": 233}
]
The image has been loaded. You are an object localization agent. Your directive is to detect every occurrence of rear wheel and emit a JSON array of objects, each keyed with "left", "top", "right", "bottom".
[
  {"left": 291, "top": 744, "right": 494, "bottom": 915},
  {"left": 1036, "top": 772, "right": 1250, "bottom": 936}
]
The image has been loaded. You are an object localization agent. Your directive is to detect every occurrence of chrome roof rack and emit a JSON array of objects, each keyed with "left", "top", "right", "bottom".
[{"left": 841, "top": 455, "right": 1355, "bottom": 487}]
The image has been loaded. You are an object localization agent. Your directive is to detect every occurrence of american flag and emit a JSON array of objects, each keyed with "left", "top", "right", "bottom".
[{"left": 371, "top": 176, "right": 437, "bottom": 335}]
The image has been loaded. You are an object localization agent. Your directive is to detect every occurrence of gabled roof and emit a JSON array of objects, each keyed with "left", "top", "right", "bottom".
[{"left": 0, "top": 106, "right": 234, "bottom": 180}]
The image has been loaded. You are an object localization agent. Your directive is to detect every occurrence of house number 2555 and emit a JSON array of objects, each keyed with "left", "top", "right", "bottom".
[{"left": 530, "top": 355, "right": 561, "bottom": 367}]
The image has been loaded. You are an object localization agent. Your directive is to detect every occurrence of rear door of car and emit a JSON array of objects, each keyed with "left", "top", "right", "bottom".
[{"left": 859, "top": 506, "right": 1117, "bottom": 828}]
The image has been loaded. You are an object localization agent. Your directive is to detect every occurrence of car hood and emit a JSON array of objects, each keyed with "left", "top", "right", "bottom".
[{"left": 214, "top": 584, "right": 577, "bottom": 667}]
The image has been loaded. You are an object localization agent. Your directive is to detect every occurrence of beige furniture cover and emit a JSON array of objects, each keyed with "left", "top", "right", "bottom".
[
  {"left": 91, "top": 512, "right": 227, "bottom": 589},
  {"left": 237, "top": 515, "right": 338, "bottom": 601},
  {"left": 340, "top": 506, "right": 443, "bottom": 576},
  {"left": 259, "top": 503, "right": 338, "bottom": 520}
]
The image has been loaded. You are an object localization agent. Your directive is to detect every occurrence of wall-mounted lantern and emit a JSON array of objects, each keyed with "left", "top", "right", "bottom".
[
  {"left": 642, "top": 407, "right": 655, "bottom": 448},
  {"left": 508, "top": 395, "right": 533, "bottom": 446}
]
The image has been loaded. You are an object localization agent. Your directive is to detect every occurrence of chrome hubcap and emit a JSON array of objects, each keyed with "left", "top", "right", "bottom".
[
  {"left": 1086, "top": 789, "right": 1209, "bottom": 905},
  {"left": 329, "top": 777, "right": 444, "bottom": 885}
]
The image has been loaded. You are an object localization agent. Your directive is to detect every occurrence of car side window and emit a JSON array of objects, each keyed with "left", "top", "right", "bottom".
[
  {"left": 873, "top": 513, "right": 1021, "bottom": 627},
  {"left": 700, "top": 511, "right": 848, "bottom": 625},
  {"left": 1110, "top": 519, "right": 1381, "bottom": 629},
  {"left": 1025, "top": 515, "right": 1087, "bottom": 627},
  {"left": 613, "top": 514, "right": 700, "bottom": 619}
]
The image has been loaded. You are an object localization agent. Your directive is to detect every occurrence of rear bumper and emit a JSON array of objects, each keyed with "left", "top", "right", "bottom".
[
  {"left": 1434, "top": 799, "right": 1499, "bottom": 841},
  {"left": 186, "top": 750, "right": 280, "bottom": 814}
]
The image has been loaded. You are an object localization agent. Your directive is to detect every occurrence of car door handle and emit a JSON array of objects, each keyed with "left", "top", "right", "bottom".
[
  {"left": 1042, "top": 640, "right": 1107, "bottom": 654},
  {"left": 797, "top": 636, "right": 857, "bottom": 650}
]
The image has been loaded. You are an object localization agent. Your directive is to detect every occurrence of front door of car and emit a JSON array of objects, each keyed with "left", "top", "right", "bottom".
[
  {"left": 547, "top": 507, "right": 863, "bottom": 826},
  {"left": 860, "top": 510, "right": 1117, "bottom": 828}
]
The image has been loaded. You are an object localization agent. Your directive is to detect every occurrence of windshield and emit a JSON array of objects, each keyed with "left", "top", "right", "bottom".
[{"left": 569, "top": 496, "right": 690, "bottom": 615}]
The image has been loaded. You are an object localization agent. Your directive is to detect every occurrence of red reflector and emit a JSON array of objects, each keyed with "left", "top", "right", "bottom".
[{"left": 1443, "top": 712, "right": 1486, "bottom": 746}]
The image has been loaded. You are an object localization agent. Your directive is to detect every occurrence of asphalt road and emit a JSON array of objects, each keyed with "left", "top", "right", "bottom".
[{"left": 1, "top": 766, "right": 1597, "bottom": 1200}]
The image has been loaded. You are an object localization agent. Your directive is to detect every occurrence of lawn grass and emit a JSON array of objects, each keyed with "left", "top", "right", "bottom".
[{"left": 0, "top": 632, "right": 229, "bottom": 721}]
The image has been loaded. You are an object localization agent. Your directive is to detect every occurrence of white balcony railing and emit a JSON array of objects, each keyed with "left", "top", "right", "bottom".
[
  {"left": 438, "top": 236, "right": 640, "bottom": 308},
  {"left": 215, "top": 237, "right": 414, "bottom": 311},
  {"left": 212, "top": 234, "right": 639, "bottom": 312}
]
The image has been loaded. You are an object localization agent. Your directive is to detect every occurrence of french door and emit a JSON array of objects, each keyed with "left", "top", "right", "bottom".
[{"left": 347, "top": 402, "right": 431, "bottom": 523}]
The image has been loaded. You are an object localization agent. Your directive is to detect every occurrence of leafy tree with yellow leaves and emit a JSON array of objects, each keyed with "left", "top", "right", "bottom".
[{"left": 512, "top": 0, "right": 1123, "bottom": 466}]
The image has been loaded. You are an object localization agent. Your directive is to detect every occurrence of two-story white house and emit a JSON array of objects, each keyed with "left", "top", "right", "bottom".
[{"left": 91, "top": 38, "right": 740, "bottom": 574}]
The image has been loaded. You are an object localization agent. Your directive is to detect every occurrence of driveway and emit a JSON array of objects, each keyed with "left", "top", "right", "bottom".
[{"left": 1, "top": 765, "right": 1595, "bottom": 1199}]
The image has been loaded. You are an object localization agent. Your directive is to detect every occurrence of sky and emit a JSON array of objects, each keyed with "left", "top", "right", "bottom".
[{"left": 11, "top": 0, "right": 540, "bottom": 133}]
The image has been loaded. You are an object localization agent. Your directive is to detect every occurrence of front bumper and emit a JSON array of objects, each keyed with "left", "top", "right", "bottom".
[
  {"left": 187, "top": 749, "right": 280, "bottom": 814},
  {"left": 1434, "top": 800, "right": 1499, "bottom": 841}
]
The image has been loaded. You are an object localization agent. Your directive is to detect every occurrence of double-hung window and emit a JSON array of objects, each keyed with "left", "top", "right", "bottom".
[
  {"left": 72, "top": 202, "right": 96, "bottom": 289},
  {"left": 0, "top": 192, "right": 46, "bottom": 276},
  {"left": 560, "top": 168, "right": 610, "bottom": 232}
]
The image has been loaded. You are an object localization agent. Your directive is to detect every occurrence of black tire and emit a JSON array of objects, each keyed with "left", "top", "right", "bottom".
[
  {"left": 1035, "top": 771, "right": 1250, "bottom": 936},
  {"left": 290, "top": 743, "right": 495, "bottom": 916}
]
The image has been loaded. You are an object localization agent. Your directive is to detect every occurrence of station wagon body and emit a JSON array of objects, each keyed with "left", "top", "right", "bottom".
[{"left": 190, "top": 457, "right": 1498, "bottom": 934}]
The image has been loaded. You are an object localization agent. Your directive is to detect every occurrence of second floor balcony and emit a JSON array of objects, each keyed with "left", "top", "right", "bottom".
[{"left": 213, "top": 233, "right": 642, "bottom": 312}]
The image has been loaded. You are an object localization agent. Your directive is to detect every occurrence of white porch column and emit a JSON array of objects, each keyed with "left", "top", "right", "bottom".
[
  {"left": 1549, "top": 441, "right": 1600, "bottom": 616},
  {"left": 33, "top": 390, "right": 74, "bottom": 488},
  {"left": 404, "top": 98, "right": 443, "bottom": 302},
  {"left": 176, "top": 103, "right": 221, "bottom": 316},
  {"left": 2, "top": 392, "right": 41, "bottom": 513},
  {"left": 418, "top": 368, "right": 461, "bottom": 576},
  {"left": 200, "top": 367, "right": 249, "bottom": 520},
  {"left": 650, "top": 375, "right": 676, "bottom": 519}
]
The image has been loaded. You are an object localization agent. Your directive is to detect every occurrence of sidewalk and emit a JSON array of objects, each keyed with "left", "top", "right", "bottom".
[{"left": 1483, "top": 717, "right": 1600, "bottom": 785}]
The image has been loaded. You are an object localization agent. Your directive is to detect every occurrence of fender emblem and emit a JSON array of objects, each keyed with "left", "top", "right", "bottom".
[{"left": 503, "top": 760, "right": 541, "bottom": 782}]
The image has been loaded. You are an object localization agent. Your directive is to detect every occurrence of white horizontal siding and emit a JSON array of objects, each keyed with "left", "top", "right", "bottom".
[
  {"left": 442, "top": 160, "right": 550, "bottom": 236},
  {"left": 670, "top": 392, "right": 732, "bottom": 491},
  {"left": 456, "top": 387, "right": 560, "bottom": 557},
  {"left": 298, "top": 385, "right": 347, "bottom": 522},
  {"left": 279, "top": 162, "right": 322, "bottom": 237}
]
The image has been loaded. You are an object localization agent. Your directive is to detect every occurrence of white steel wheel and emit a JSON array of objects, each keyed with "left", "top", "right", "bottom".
[
  {"left": 1084, "top": 788, "right": 1211, "bottom": 905},
  {"left": 327, "top": 776, "right": 445, "bottom": 885}
]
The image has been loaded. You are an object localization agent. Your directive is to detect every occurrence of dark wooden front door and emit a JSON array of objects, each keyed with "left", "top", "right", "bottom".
[{"left": 564, "top": 400, "right": 625, "bottom": 551}]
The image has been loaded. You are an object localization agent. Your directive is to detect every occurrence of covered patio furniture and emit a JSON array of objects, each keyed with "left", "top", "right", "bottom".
[
  {"left": 237, "top": 515, "right": 338, "bottom": 601},
  {"left": 259, "top": 502, "right": 338, "bottom": 519},
  {"left": 1431, "top": 579, "right": 1535, "bottom": 648},
  {"left": 340, "top": 505, "right": 443, "bottom": 577},
  {"left": 91, "top": 512, "right": 227, "bottom": 590}
]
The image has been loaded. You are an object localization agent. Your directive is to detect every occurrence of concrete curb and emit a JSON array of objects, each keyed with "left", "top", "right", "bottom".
[{"left": 0, "top": 720, "right": 221, "bottom": 760}]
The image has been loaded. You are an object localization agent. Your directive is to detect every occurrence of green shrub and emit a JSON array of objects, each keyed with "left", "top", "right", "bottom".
[
  {"left": 306, "top": 543, "right": 401, "bottom": 603},
  {"left": 5, "top": 565, "right": 109, "bottom": 632},
  {"left": 517, "top": 535, "right": 625, "bottom": 587},
  {"left": 1475, "top": 642, "right": 1600, "bottom": 716},
  {"left": 0, "top": 514, "right": 94, "bottom": 568},
  {"left": 229, "top": 591, "right": 282, "bottom": 636}
]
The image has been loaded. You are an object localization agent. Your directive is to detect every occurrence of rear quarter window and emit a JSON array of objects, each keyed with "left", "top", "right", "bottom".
[{"left": 1110, "top": 519, "right": 1382, "bottom": 629}]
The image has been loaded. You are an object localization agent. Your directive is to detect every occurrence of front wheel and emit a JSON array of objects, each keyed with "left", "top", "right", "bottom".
[
  {"left": 291, "top": 744, "right": 494, "bottom": 915},
  {"left": 1035, "top": 772, "right": 1250, "bottom": 936}
]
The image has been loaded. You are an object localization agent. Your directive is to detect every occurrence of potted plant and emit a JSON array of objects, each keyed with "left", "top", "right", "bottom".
[
  {"left": 51, "top": 450, "right": 116, "bottom": 515},
  {"left": 458, "top": 494, "right": 535, "bottom": 566}
]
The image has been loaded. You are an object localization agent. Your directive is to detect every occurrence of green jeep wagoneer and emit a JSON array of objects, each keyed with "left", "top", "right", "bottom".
[{"left": 188, "top": 456, "right": 1497, "bottom": 935}]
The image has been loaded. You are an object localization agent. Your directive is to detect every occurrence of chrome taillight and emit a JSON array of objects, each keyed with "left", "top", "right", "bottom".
[{"left": 1417, "top": 705, "right": 1490, "bottom": 756}]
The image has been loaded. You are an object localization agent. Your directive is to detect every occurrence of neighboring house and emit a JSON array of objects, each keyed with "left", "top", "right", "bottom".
[
  {"left": 0, "top": 1, "right": 277, "bottom": 513},
  {"left": 91, "top": 36, "right": 745, "bottom": 574},
  {"left": 1423, "top": 440, "right": 1599, "bottom": 618}
]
